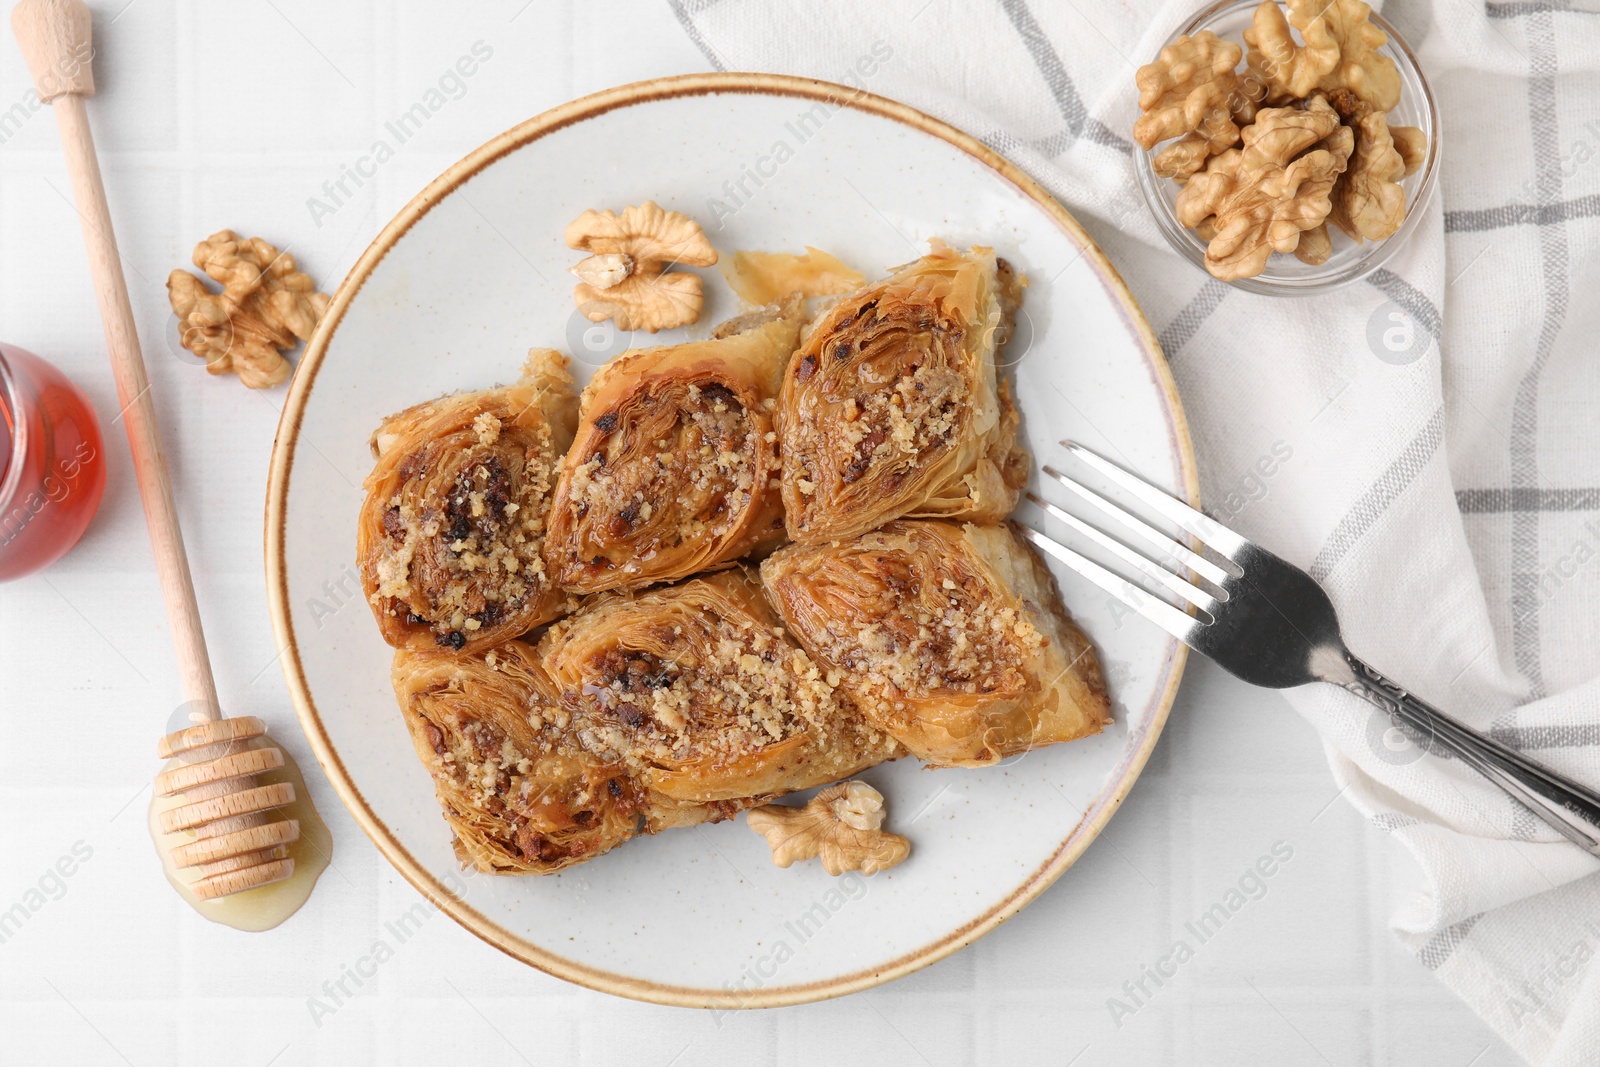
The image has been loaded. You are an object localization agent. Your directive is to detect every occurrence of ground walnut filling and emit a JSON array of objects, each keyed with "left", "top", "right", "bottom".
[
  {"left": 821, "top": 573, "right": 1044, "bottom": 709},
  {"left": 788, "top": 300, "right": 970, "bottom": 498},
  {"left": 562, "top": 382, "right": 759, "bottom": 562},
  {"left": 425, "top": 711, "right": 536, "bottom": 816},
  {"left": 421, "top": 707, "right": 624, "bottom": 865},
  {"left": 571, "top": 614, "right": 843, "bottom": 773},
  {"left": 373, "top": 421, "right": 555, "bottom": 648}
]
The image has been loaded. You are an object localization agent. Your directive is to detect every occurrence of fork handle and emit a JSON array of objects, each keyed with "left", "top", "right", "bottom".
[{"left": 1332, "top": 651, "right": 1600, "bottom": 857}]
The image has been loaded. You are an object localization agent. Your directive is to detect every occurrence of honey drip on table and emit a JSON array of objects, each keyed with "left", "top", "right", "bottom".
[{"left": 148, "top": 739, "right": 333, "bottom": 932}]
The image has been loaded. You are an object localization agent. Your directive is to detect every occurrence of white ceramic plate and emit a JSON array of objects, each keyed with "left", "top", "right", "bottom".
[{"left": 267, "top": 73, "right": 1197, "bottom": 1007}]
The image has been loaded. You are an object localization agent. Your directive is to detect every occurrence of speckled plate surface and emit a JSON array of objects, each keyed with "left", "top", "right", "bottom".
[{"left": 266, "top": 73, "right": 1197, "bottom": 1007}]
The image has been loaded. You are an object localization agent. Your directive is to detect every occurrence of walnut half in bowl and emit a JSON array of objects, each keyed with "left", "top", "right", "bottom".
[{"left": 1132, "top": 0, "right": 1438, "bottom": 294}]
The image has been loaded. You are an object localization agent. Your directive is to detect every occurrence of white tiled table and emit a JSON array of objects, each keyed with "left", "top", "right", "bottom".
[{"left": 0, "top": 2, "right": 1524, "bottom": 1063}]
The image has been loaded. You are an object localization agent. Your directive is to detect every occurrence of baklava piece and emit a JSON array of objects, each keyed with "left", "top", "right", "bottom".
[
  {"left": 777, "top": 242, "right": 1029, "bottom": 543},
  {"left": 358, "top": 349, "right": 577, "bottom": 651},
  {"left": 762, "top": 520, "right": 1110, "bottom": 767},
  {"left": 544, "top": 301, "right": 801, "bottom": 594}
]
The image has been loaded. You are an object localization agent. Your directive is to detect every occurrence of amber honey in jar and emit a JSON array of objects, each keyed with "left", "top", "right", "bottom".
[{"left": 0, "top": 343, "right": 106, "bottom": 580}]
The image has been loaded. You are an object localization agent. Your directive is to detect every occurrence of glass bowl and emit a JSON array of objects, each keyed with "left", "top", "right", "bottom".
[{"left": 1133, "top": 0, "right": 1440, "bottom": 295}]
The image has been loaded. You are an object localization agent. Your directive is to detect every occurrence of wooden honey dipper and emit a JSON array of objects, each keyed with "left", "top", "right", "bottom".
[
  {"left": 13, "top": 0, "right": 328, "bottom": 911},
  {"left": 154, "top": 717, "right": 299, "bottom": 899}
]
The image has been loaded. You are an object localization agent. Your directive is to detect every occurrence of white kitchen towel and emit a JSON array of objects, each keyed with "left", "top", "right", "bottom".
[{"left": 673, "top": 0, "right": 1600, "bottom": 1062}]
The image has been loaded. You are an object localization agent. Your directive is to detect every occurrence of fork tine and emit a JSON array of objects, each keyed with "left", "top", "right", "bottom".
[
  {"left": 1039, "top": 466, "right": 1233, "bottom": 588},
  {"left": 1025, "top": 492, "right": 1219, "bottom": 615},
  {"left": 1060, "top": 441, "right": 1250, "bottom": 561},
  {"left": 1017, "top": 526, "right": 1200, "bottom": 644}
]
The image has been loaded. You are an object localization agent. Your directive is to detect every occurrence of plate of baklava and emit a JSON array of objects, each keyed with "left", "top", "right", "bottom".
[{"left": 268, "top": 73, "right": 1198, "bottom": 1006}]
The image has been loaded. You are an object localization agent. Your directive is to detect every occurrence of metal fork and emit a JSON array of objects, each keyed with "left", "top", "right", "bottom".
[{"left": 1021, "top": 441, "right": 1600, "bottom": 857}]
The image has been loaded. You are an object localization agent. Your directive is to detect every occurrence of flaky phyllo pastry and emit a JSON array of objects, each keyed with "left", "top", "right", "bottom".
[
  {"left": 358, "top": 350, "right": 577, "bottom": 651},
  {"left": 762, "top": 520, "right": 1110, "bottom": 767},
  {"left": 543, "top": 300, "right": 801, "bottom": 593},
  {"left": 393, "top": 641, "right": 743, "bottom": 874},
  {"left": 777, "top": 242, "right": 1030, "bottom": 544},
  {"left": 537, "top": 568, "right": 902, "bottom": 804},
  {"left": 720, "top": 247, "right": 865, "bottom": 306},
  {"left": 363, "top": 232, "right": 1119, "bottom": 876},
  {"left": 395, "top": 570, "right": 901, "bottom": 874}
]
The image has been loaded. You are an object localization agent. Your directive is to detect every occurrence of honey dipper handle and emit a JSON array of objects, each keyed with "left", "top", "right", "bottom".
[
  {"left": 11, "top": 0, "right": 93, "bottom": 101},
  {"left": 13, "top": 1, "right": 220, "bottom": 719}
]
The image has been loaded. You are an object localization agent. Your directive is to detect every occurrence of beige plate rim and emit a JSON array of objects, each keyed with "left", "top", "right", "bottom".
[{"left": 264, "top": 71, "right": 1199, "bottom": 1009}]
